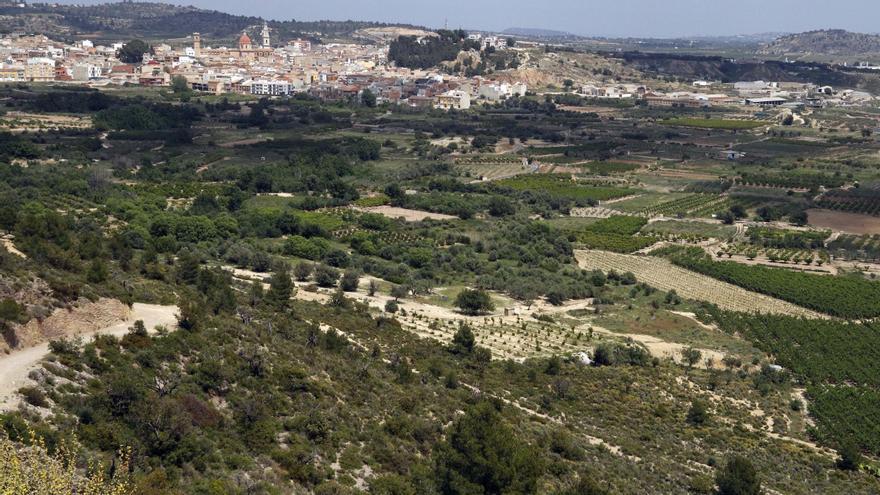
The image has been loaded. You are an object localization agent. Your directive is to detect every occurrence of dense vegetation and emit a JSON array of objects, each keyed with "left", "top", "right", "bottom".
[
  {"left": 0, "top": 2, "right": 399, "bottom": 41},
  {"left": 389, "top": 30, "right": 480, "bottom": 70}
]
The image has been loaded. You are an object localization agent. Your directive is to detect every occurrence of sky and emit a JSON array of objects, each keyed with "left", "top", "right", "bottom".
[{"left": 61, "top": 0, "right": 880, "bottom": 38}]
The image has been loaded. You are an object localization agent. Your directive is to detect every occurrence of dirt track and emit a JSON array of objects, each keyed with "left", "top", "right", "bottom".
[{"left": 0, "top": 303, "right": 178, "bottom": 411}]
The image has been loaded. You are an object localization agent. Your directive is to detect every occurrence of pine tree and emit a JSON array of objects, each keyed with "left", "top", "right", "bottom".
[{"left": 266, "top": 266, "right": 294, "bottom": 309}]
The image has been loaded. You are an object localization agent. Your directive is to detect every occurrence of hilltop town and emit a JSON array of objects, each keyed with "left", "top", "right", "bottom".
[{"left": 1, "top": 23, "right": 879, "bottom": 117}]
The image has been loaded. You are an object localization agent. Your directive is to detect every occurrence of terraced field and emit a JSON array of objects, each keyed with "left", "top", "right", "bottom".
[
  {"left": 574, "top": 250, "right": 823, "bottom": 318},
  {"left": 403, "top": 315, "right": 592, "bottom": 361},
  {"left": 456, "top": 155, "right": 530, "bottom": 181}
]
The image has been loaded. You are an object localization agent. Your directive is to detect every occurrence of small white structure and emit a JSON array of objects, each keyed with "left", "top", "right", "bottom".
[{"left": 574, "top": 352, "right": 593, "bottom": 366}]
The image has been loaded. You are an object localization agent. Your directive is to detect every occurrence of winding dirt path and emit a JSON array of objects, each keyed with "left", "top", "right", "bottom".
[{"left": 0, "top": 303, "right": 178, "bottom": 410}]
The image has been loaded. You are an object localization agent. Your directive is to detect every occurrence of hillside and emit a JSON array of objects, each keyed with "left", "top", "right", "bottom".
[
  {"left": 760, "top": 29, "right": 880, "bottom": 57},
  {"left": 615, "top": 51, "right": 880, "bottom": 90},
  {"left": 0, "top": 2, "right": 410, "bottom": 42}
]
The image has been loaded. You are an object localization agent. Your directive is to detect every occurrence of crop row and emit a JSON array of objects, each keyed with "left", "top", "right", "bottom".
[
  {"left": 828, "top": 234, "right": 880, "bottom": 261},
  {"left": 635, "top": 194, "right": 727, "bottom": 218},
  {"left": 574, "top": 250, "right": 819, "bottom": 317},
  {"left": 719, "top": 245, "right": 830, "bottom": 265},
  {"left": 739, "top": 172, "right": 846, "bottom": 190},
  {"left": 671, "top": 255, "right": 880, "bottom": 318},
  {"left": 497, "top": 174, "right": 636, "bottom": 202},
  {"left": 455, "top": 154, "right": 521, "bottom": 164},
  {"left": 818, "top": 197, "right": 880, "bottom": 217}
]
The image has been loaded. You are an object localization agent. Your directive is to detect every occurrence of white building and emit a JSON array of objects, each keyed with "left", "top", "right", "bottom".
[
  {"left": 250, "top": 79, "right": 292, "bottom": 96},
  {"left": 288, "top": 39, "right": 312, "bottom": 54},
  {"left": 477, "top": 81, "right": 527, "bottom": 101},
  {"left": 482, "top": 36, "right": 507, "bottom": 50}
]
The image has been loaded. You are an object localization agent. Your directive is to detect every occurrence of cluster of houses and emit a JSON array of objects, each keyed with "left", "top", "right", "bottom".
[
  {"left": 1, "top": 27, "right": 870, "bottom": 112},
  {"left": 0, "top": 28, "right": 530, "bottom": 111}
]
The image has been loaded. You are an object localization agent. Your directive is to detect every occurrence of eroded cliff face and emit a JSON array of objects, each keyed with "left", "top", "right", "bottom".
[{"left": 1, "top": 298, "right": 130, "bottom": 353}]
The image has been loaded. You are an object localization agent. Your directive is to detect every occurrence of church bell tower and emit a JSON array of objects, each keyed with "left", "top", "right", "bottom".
[{"left": 261, "top": 22, "right": 271, "bottom": 48}]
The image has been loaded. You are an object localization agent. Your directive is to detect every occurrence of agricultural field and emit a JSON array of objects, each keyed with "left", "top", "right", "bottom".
[
  {"left": 828, "top": 233, "right": 880, "bottom": 261},
  {"left": 496, "top": 174, "right": 637, "bottom": 203},
  {"left": 669, "top": 252, "right": 880, "bottom": 318},
  {"left": 663, "top": 118, "right": 768, "bottom": 130},
  {"left": 818, "top": 186, "right": 880, "bottom": 216},
  {"left": 581, "top": 161, "right": 642, "bottom": 174},
  {"left": 575, "top": 250, "right": 822, "bottom": 317},
  {"left": 560, "top": 216, "right": 658, "bottom": 253},
  {"left": 629, "top": 193, "right": 731, "bottom": 218},
  {"left": 0, "top": 111, "right": 92, "bottom": 132},
  {"left": 604, "top": 192, "right": 692, "bottom": 214},
  {"left": 641, "top": 220, "right": 737, "bottom": 241},
  {"left": 457, "top": 161, "right": 530, "bottom": 181},
  {"left": 710, "top": 310, "right": 880, "bottom": 453},
  {"left": 351, "top": 205, "right": 457, "bottom": 222},
  {"left": 808, "top": 208, "right": 880, "bottom": 235},
  {"left": 718, "top": 244, "right": 831, "bottom": 267},
  {"left": 739, "top": 171, "right": 847, "bottom": 190}
]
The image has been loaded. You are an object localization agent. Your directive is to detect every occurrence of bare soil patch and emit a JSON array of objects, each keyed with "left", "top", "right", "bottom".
[
  {"left": 353, "top": 206, "right": 457, "bottom": 222},
  {"left": 807, "top": 208, "right": 880, "bottom": 235}
]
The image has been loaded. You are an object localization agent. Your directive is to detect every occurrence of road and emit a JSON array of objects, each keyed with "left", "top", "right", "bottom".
[{"left": 0, "top": 303, "right": 178, "bottom": 410}]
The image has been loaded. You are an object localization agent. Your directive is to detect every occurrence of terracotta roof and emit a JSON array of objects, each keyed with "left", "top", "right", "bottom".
[{"left": 239, "top": 32, "right": 252, "bottom": 45}]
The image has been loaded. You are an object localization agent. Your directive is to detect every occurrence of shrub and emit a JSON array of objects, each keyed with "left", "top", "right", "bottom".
[
  {"left": 19, "top": 386, "right": 49, "bottom": 408},
  {"left": 716, "top": 455, "right": 760, "bottom": 495},
  {"left": 384, "top": 300, "right": 399, "bottom": 313},
  {"left": 836, "top": 442, "right": 862, "bottom": 471},
  {"left": 0, "top": 431, "right": 132, "bottom": 493},
  {"left": 450, "top": 324, "right": 476, "bottom": 355},
  {"left": 454, "top": 288, "right": 494, "bottom": 315},
  {"left": 686, "top": 400, "right": 710, "bottom": 426},
  {"left": 314, "top": 265, "right": 340, "bottom": 288},
  {"left": 340, "top": 271, "right": 361, "bottom": 292},
  {"left": 293, "top": 261, "right": 313, "bottom": 281}
]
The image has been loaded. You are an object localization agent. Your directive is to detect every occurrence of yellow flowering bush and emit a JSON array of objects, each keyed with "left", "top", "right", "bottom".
[{"left": 0, "top": 429, "right": 131, "bottom": 495}]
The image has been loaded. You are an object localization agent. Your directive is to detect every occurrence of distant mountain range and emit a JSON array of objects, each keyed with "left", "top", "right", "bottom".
[
  {"left": 501, "top": 27, "right": 582, "bottom": 40},
  {"left": 0, "top": 1, "right": 408, "bottom": 43},
  {"left": 760, "top": 29, "right": 880, "bottom": 57},
  {"left": 4, "top": 1, "right": 880, "bottom": 62}
]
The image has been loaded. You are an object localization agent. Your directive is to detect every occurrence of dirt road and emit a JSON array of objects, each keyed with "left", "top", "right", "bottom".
[{"left": 0, "top": 303, "right": 178, "bottom": 410}]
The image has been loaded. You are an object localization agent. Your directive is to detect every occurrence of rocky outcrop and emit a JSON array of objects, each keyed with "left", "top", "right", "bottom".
[{"left": 1, "top": 298, "right": 131, "bottom": 353}]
